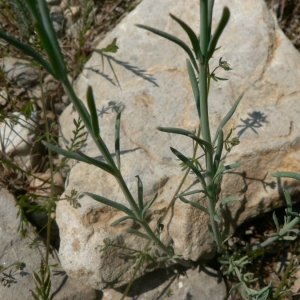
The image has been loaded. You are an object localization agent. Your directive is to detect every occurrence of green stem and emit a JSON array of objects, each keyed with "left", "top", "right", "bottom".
[
  {"left": 39, "top": 67, "right": 54, "bottom": 266},
  {"left": 273, "top": 255, "right": 294, "bottom": 299}
]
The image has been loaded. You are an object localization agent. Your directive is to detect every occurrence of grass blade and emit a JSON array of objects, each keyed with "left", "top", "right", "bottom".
[
  {"left": 158, "top": 126, "right": 193, "bottom": 136},
  {"left": 85, "top": 192, "right": 135, "bottom": 218},
  {"left": 42, "top": 141, "right": 117, "bottom": 176},
  {"left": 115, "top": 105, "right": 124, "bottom": 169},
  {"left": 136, "top": 176, "right": 144, "bottom": 211},
  {"left": 136, "top": 24, "right": 198, "bottom": 71},
  {"left": 26, "top": 0, "right": 67, "bottom": 80},
  {"left": 271, "top": 172, "right": 300, "bottom": 181},
  {"left": 213, "top": 93, "right": 243, "bottom": 146},
  {"left": 207, "top": 7, "right": 230, "bottom": 61},
  {"left": 87, "top": 86, "right": 100, "bottom": 137},
  {"left": 187, "top": 59, "right": 200, "bottom": 119},
  {"left": 0, "top": 30, "right": 56, "bottom": 77}
]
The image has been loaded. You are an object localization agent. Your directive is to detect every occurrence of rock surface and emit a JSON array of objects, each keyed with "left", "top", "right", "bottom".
[
  {"left": 0, "top": 112, "right": 38, "bottom": 169},
  {"left": 0, "top": 188, "right": 99, "bottom": 300},
  {"left": 58, "top": 0, "right": 300, "bottom": 290}
]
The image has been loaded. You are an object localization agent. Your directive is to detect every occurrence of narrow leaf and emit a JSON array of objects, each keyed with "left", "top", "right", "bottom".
[
  {"left": 207, "top": 7, "right": 230, "bottom": 61},
  {"left": 42, "top": 141, "right": 117, "bottom": 176},
  {"left": 157, "top": 126, "right": 193, "bottom": 136},
  {"left": 126, "top": 228, "right": 151, "bottom": 240},
  {"left": 213, "top": 161, "right": 246, "bottom": 182},
  {"left": 186, "top": 59, "right": 200, "bottom": 118},
  {"left": 170, "top": 147, "right": 207, "bottom": 190},
  {"left": 111, "top": 216, "right": 134, "bottom": 226},
  {"left": 179, "top": 196, "right": 209, "bottom": 215},
  {"left": 178, "top": 189, "right": 207, "bottom": 197},
  {"left": 213, "top": 93, "right": 243, "bottom": 146},
  {"left": 87, "top": 86, "right": 100, "bottom": 137},
  {"left": 85, "top": 192, "right": 135, "bottom": 218},
  {"left": 0, "top": 30, "right": 56, "bottom": 77},
  {"left": 136, "top": 24, "right": 198, "bottom": 71},
  {"left": 115, "top": 105, "right": 124, "bottom": 169},
  {"left": 271, "top": 172, "right": 300, "bottom": 181},
  {"left": 170, "top": 14, "right": 202, "bottom": 64},
  {"left": 220, "top": 195, "right": 238, "bottom": 208},
  {"left": 27, "top": 0, "right": 67, "bottom": 80},
  {"left": 273, "top": 212, "right": 280, "bottom": 232},
  {"left": 136, "top": 176, "right": 144, "bottom": 211},
  {"left": 188, "top": 134, "right": 213, "bottom": 152},
  {"left": 142, "top": 193, "right": 158, "bottom": 220},
  {"left": 214, "top": 129, "right": 223, "bottom": 171}
]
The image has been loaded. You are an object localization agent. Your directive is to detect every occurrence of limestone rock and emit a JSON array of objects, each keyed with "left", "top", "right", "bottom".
[
  {"left": 57, "top": 0, "right": 300, "bottom": 289},
  {"left": 0, "top": 188, "right": 99, "bottom": 300}
]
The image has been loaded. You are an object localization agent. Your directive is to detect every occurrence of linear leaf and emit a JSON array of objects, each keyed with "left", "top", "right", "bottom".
[
  {"left": 111, "top": 216, "right": 134, "bottom": 226},
  {"left": 188, "top": 134, "right": 213, "bottom": 152},
  {"left": 158, "top": 126, "right": 193, "bottom": 136},
  {"left": 142, "top": 193, "right": 158, "bottom": 220},
  {"left": 179, "top": 196, "right": 209, "bottom": 215},
  {"left": 213, "top": 161, "right": 246, "bottom": 182},
  {"left": 115, "top": 105, "right": 124, "bottom": 169},
  {"left": 207, "top": 7, "right": 230, "bottom": 61},
  {"left": 85, "top": 192, "right": 135, "bottom": 218},
  {"left": 214, "top": 129, "right": 223, "bottom": 172},
  {"left": 136, "top": 24, "right": 198, "bottom": 71},
  {"left": 187, "top": 59, "right": 200, "bottom": 118},
  {"left": 126, "top": 228, "right": 151, "bottom": 240},
  {"left": 42, "top": 141, "right": 117, "bottom": 176},
  {"left": 0, "top": 30, "right": 56, "bottom": 77},
  {"left": 171, "top": 147, "right": 207, "bottom": 190},
  {"left": 26, "top": 0, "right": 67, "bottom": 80},
  {"left": 220, "top": 195, "right": 238, "bottom": 208},
  {"left": 170, "top": 14, "right": 202, "bottom": 64},
  {"left": 136, "top": 176, "right": 144, "bottom": 211},
  {"left": 178, "top": 189, "right": 207, "bottom": 197},
  {"left": 271, "top": 172, "right": 300, "bottom": 181},
  {"left": 213, "top": 93, "right": 243, "bottom": 146},
  {"left": 87, "top": 86, "right": 100, "bottom": 137}
]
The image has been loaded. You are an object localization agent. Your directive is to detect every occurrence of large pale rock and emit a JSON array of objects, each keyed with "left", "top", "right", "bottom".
[
  {"left": 58, "top": 0, "right": 300, "bottom": 289},
  {"left": 0, "top": 188, "right": 99, "bottom": 300}
]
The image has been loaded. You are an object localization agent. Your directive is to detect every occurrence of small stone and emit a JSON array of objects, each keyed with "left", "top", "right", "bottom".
[
  {"left": 61, "top": 95, "right": 70, "bottom": 105},
  {"left": 0, "top": 57, "right": 39, "bottom": 88},
  {"left": 54, "top": 102, "right": 66, "bottom": 115}
]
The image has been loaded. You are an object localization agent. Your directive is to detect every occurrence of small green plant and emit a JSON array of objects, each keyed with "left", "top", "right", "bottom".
[
  {"left": 1, "top": 0, "right": 300, "bottom": 299},
  {"left": 31, "top": 260, "right": 53, "bottom": 300}
]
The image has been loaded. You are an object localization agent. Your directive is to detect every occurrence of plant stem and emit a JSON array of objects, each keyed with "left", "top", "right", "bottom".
[{"left": 199, "top": 1, "right": 222, "bottom": 252}]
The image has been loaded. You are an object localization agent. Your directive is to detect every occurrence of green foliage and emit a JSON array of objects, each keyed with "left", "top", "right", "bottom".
[
  {"left": 1, "top": 0, "right": 300, "bottom": 299},
  {"left": 31, "top": 261, "right": 53, "bottom": 300}
]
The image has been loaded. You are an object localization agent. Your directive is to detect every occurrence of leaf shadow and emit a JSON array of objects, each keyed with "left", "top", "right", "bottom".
[{"left": 235, "top": 110, "right": 268, "bottom": 138}]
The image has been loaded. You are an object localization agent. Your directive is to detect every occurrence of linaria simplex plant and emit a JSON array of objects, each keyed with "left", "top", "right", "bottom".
[{"left": 1, "top": 0, "right": 300, "bottom": 299}]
